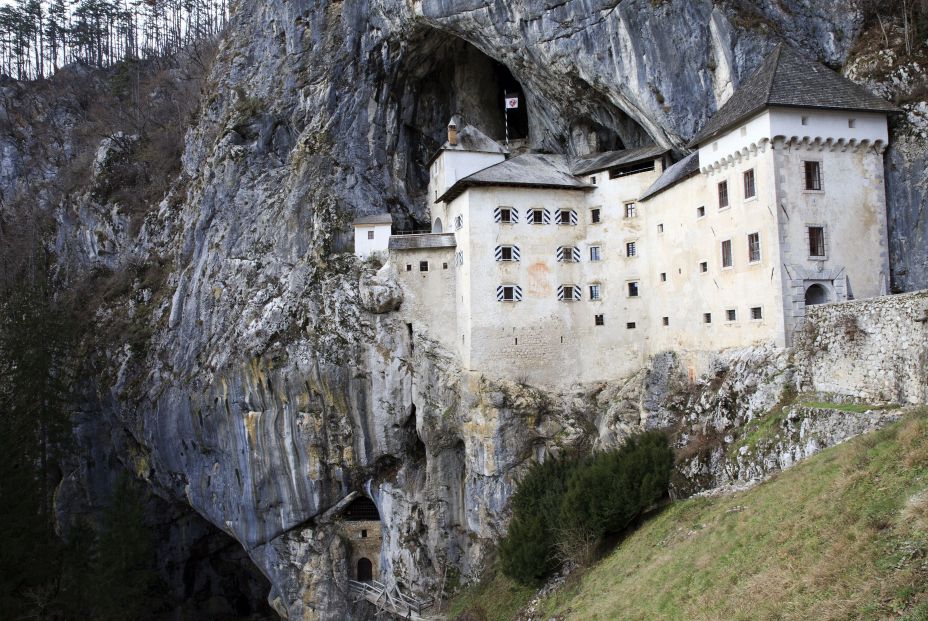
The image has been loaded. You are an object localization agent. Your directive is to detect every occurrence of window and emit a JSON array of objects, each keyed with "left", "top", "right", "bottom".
[
  {"left": 721, "top": 239, "right": 733, "bottom": 268},
  {"left": 497, "top": 285, "right": 522, "bottom": 302},
  {"left": 627, "top": 282, "right": 639, "bottom": 297},
  {"left": 367, "top": 230, "right": 375, "bottom": 240},
  {"left": 809, "top": 226, "right": 825, "bottom": 257},
  {"left": 609, "top": 160, "right": 655, "bottom": 179},
  {"left": 740, "top": 126, "right": 747, "bottom": 137},
  {"left": 626, "top": 242, "right": 637, "bottom": 257},
  {"left": 558, "top": 246, "right": 581, "bottom": 262},
  {"left": 697, "top": 206, "right": 706, "bottom": 218},
  {"left": 595, "top": 314, "right": 605, "bottom": 326},
  {"left": 703, "top": 313, "right": 712, "bottom": 324},
  {"left": 589, "top": 246, "right": 601, "bottom": 262},
  {"left": 406, "top": 264, "right": 412, "bottom": 272},
  {"left": 591, "top": 176, "right": 597, "bottom": 185},
  {"left": 529, "top": 209, "right": 546, "bottom": 224},
  {"left": 660, "top": 272, "right": 667, "bottom": 282},
  {"left": 750, "top": 306, "right": 763, "bottom": 320},
  {"left": 498, "top": 246, "right": 518, "bottom": 262},
  {"left": 718, "top": 181, "right": 729, "bottom": 209},
  {"left": 625, "top": 203, "right": 637, "bottom": 218},
  {"left": 591, "top": 208, "right": 601, "bottom": 224},
  {"left": 657, "top": 223, "right": 664, "bottom": 233},
  {"left": 361, "top": 529, "right": 368, "bottom": 538},
  {"left": 419, "top": 261, "right": 429, "bottom": 272},
  {"left": 589, "top": 284, "right": 602, "bottom": 301},
  {"left": 699, "top": 261, "right": 708, "bottom": 273},
  {"left": 743, "top": 169, "right": 756, "bottom": 199},
  {"left": 558, "top": 285, "right": 580, "bottom": 301},
  {"left": 443, "top": 262, "right": 448, "bottom": 269},
  {"left": 726, "top": 309, "right": 737, "bottom": 322},
  {"left": 662, "top": 317, "right": 669, "bottom": 326},
  {"left": 557, "top": 209, "right": 577, "bottom": 225},
  {"left": 454, "top": 215, "right": 463, "bottom": 230},
  {"left": 748, "top": 233, "right": 761, "bottom": 263},
  {"left": 455, "top": 251, "right": 464, "bottom": 267},
  {"left": 801, "top": 116, "right": 809, "bottom": 126},
  {"left": 848, "top": 118, "right": 856, "bottom": 128},
  {"left": 498, "top": 207, "right": 514, "bottom": 223},
  {"left": 804, "top": 161, "right": 822, "bottom": 191},
  {"left": 626, "top": 322, "right": 637, "bottom": 329}
]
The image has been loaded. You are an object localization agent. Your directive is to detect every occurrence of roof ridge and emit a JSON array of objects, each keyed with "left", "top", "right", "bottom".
[{"left": 759, "top": 44, "right": 783, "bottom": 105}]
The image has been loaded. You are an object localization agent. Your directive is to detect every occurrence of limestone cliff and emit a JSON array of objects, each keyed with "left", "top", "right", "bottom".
[{"left": 2, "top": 1, "right": 927, "bottom": 619}]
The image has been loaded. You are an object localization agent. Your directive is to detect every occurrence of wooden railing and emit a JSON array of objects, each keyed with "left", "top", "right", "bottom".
[{"left": 348, "top": 579, "right": 436, "bottom": 618}]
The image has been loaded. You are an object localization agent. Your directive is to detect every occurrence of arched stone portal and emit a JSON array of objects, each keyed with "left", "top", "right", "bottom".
[
  {"left": 805, "top": 283, "right": 831, "bottom": 306},
  {"left": 356, "top": 558, "right": 373, "bottom": 582}
]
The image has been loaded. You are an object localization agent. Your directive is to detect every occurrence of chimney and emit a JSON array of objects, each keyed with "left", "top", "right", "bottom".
[{"left": 447, "top": 118, "right": 458, "bottom": 146}]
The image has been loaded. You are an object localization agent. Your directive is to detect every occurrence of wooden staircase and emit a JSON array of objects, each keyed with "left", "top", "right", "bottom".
[{"left": 348, "top": 579, "right": 442, "bottom": 620}]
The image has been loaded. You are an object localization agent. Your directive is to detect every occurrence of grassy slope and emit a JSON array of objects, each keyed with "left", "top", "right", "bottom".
[{"left": 449, "top": 410, "right": 928, "bottom": 621}]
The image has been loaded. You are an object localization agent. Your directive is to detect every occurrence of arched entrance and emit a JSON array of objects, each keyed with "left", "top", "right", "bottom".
[
  {"left": 804, "top": 283, "right": 830, "bottom": 306},
  {"left": 432, "top": 217, "right": 443, "bottom": 233},
  {"left": 356, "top": 557, "right": 373, "bottom": 582}
]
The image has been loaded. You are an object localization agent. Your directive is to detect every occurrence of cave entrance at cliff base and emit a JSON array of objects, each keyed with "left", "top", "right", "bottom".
[{"left": 356, "top": 557, "right": 373, "bottom": 582}]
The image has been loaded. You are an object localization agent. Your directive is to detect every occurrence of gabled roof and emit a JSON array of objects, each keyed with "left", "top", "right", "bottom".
[
  {"left": 571, "top": 145, "right": 668, "bottom": 176},
  {"left": 437, "top": 153, "right": 593, "bottom": 203},
  {"left": 353, "top": 213, "right": 393, "bottom": 226},
  {"left": 426, "top": 124, "right": 508, "bottom": 166},
  {"left": 688, "top": 44, "right": 900, "bottom": 148},
  {"left": 389, "top": 233, "right": 457, "bottom": 251},
  {"left": 639, "top": 152, "right": 700, "bottom": 201}
]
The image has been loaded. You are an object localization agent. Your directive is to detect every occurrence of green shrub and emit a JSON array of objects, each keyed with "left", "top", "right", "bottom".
[{"left": 500, "top": 432, "right": 673, "bottom": 585}]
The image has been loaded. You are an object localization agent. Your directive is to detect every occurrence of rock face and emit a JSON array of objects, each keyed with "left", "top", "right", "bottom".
[{"left": 2, "top": 1, "right": 927, "bottom": 620}]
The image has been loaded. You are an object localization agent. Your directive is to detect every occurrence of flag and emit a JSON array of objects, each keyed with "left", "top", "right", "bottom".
[{"left": 505, "top": 96, "right": 519, "bottom": 109}]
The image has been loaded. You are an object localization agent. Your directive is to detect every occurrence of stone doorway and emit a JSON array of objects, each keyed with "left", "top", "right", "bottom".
[{"left": 356, "top": 557, "right": 373, "bottom": 582}]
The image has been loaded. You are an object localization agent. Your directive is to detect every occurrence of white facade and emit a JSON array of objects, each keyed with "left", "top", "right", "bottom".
[
  {"left": 354, "top": 218, "right": 393, "bottom": 259},
  {"left": 381, "top": 84, "right": 894, "bottom": 386}
]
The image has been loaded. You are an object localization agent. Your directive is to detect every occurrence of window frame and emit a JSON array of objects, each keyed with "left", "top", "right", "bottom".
[
  {"left": 721, "top": 239, "right": 733, "bottom": 269},
  {"left": 808, "top": 225, "right": 826, "bottom": 259},
  {"left": 696, "top": 205, "right": 706, "bottom": 219},
  {"left": 750, "top": 306, "right": 764, "bottom": 321},
  {"left": 367, "top": 230, "right": 375, "bottom": 240},
  {"left": 626, "top": 241, "right": 637, "bottom": 258},
  {"left": 590, "top": 208, "right": 601, "bottom": 224},
  {"left": 743, "top": 168, "right": 756, "bottom": 200},
  {"left": 501, "top": 286, "right": 516, "bottom": 302},
  {"left": 589, "top": 284, "right": 602, "bottom": 301},
  {"left": 725, "top": 308, "right": 737, "bottom": 322},
  {"left": 699, "top": 261, "right": 708, "bottom": 274},
  {"left": 529, "top": 209, "right": 545, "bottom": 224},
  {"left": 624, "top": 202, "right": 637, "bottom": 219},
  {"left": 594, "top": 314, "right": 605, "bottom": 326},
  {"left": 627, "top": 281, "right": 640, "bottom": 298},
  {"left": 499, "top": 207, "right": 514, "bottom": 224},
  {"left": 718, "top": 180, "right": 730, "bottom": 210},
  {"left": 500, "top": 246, "right": 514, "bottom": 262},
  {"left": 748, "top": 232, "right": 761, "bottom": 264},
  {"left": 703, "top": 312, "right": 712, "bottom": 324},
  {"left": 589, "top": 246, "right": 602, "bottom": 262},
  {"left": 419, "top": 261, "right": 429, "bottom": 272},
  {"left": 803, "top": 160, "right": 823, "bottom": 192}
]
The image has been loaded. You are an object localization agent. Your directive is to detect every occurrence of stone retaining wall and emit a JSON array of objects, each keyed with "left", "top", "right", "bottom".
[{"left": 795, "top": 290, "right": 928, "bottom": 404}]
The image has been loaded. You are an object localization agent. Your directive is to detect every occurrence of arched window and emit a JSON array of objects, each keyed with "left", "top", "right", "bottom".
[
  {"left": 357, "top": 558, "right": 373, "bottom": 582},
  {"left": 432, "top": 217, "right": 443, "bottom": 233},
  {"left": 804, "top": 284, "right": 830, "bottom": 306}
]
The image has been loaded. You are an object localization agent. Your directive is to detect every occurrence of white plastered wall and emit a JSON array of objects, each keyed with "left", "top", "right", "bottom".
[{"left": 354, "top": 223, "right": 392, "bottom": 258}]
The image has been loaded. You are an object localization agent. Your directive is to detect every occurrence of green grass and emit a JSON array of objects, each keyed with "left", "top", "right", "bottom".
[
  {"left": 799, "top": 401, "right": 901, "bottom": 413},
  {"left": 445, "top": 565, "right": 536, "bottom": 621},
  {"left": 449, "top": 409, "right": 928, "bottom": 621}
]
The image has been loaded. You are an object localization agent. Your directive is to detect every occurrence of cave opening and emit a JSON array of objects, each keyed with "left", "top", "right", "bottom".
[{"left": 391, "top": 31, "right": 531, "bottom": 212}]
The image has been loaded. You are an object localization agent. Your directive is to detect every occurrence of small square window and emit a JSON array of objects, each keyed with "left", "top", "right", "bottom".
[
  {"left": 589, "top": 284, "right": 602, "bottom": 301},
  {"left": 419, "top": 261, "right": 429, "bottom": 272},
  {"left": 558, "top": 209, "right": 573, "bottom": 225},
  {"left": 626, "top": 242, "right": 637, "bottom": 257},
  {"left": 697, "top": 206, "right": 706, "bottom": 218},
  {"left": 502, "top": 286, "right": 516, "bottom": 301},
  {"left": 699, "top": 261, "right": 708, "bottom": 273},
  {"left": 443, "top": 262, "right": 448, "bottom": 269},
  {"left": 361, "top": 529, "right": 368, "bottom": 538},
  {"left": 625, "top": 203, "right": 637, "bottom": 218},
  {"left": 406, "top": 264, "right": 412, "bottom": 272},
  {"left": 750, "top": 306, "right": 763, "bottom": 320},
  {"left": 499, "top": 208, "right": 513, "bottom": 223},
  {"left": 662, "top": 316, "right": 669, "bottom": 326},
  {"left": 713, "top": 141, "right": 719, "bottom": 152},
  {"left": 626, "top": 322, "right": 636, "bottom": 329},
  {"left": 660, "top": 272, "right": 667, "bottom": 282},
  {"left": 848, "top": 118, "right": 856, "bottom": 128},
  {"left": 740, "top": 126, "right": 748, "bottom": 137},
  {"left": 627, "top": 282, "right": 639, "bottom": 297},
  {"left": 501, "top": 246, "right": 514, "bottom": 261},
  {"left": 595, "top": 314, "right": 605, "bottom": 326},
  {"left": 703, "top": 313, "right": 712, "bottom": 324},
  {"left": 590, "top": 246, "right": 601, "bottom": 262},
  {"left": 530, "top": 210, "right": 545, "bottom": 224},
  {"left": 367, "top": 230, "right": 375, "bottom": 240},
  {"left": 801, "top": 116, "right": 809, "bottom": 126},
  {"left": 726, "top": 309, "right": 737, "bottom": 321},
  {"left": 657, "top": 223, "right": 664, "bottom": 233},
  {"left": 591, "top": 208, "right": 601, "bottom": 224},
  {"left": 718, "top": 181, "right": 729, "bottom": 209}
]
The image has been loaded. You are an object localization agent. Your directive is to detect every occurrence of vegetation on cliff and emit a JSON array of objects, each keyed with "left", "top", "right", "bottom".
[{"left": 452, "top": 409, "right": 928, "bottom": 620}]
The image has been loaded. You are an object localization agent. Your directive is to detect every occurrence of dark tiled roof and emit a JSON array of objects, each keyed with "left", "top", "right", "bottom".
[
  {"left": 388, "top": 233, "right": 457, "bottom": 251},
  {"left": 639, "top": 152, "right": 701, "bottom": 201},
  {"left": 437, "top": 153, "right": 593, "bottom": 203},
  {"left": 689, "top": 44, "right": 900, "bottom": 148},
  {"left": 426, "top": 124, "right": 508, "bottom": 165},
  {"left": 571, "top": 145, "right": 668, "bottom": 176},
  {"left": 353, "top": 213, "right": 393, "bottom": 226}
]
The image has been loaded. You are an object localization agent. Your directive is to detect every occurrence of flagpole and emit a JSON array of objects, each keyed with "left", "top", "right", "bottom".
[{"left": 504, "top": 92, "right": 510, "bottom": 147}]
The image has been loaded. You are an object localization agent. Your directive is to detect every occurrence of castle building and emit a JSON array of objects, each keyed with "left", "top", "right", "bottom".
[{"left": 358, "top": 45, "right": 899, "bottom": 386}]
